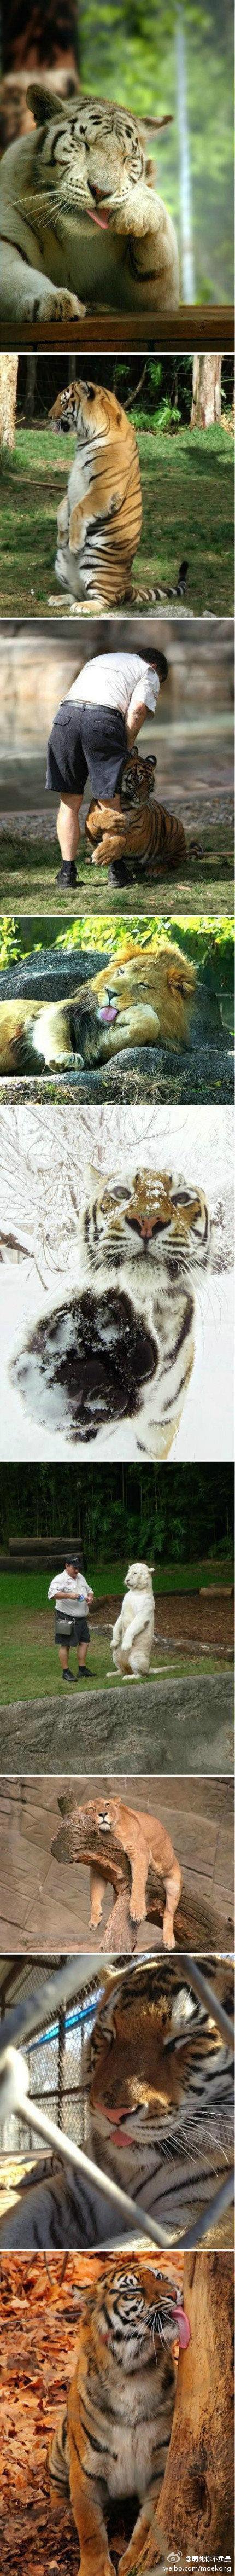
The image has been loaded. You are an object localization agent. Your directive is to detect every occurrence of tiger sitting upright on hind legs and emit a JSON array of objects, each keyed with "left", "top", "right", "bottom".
[{"left": 48, "top": 378, "right": 188, "bottom": 614}]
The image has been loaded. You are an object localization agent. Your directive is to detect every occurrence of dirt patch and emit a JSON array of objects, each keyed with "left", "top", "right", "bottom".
[{"left": 95, "top": 1592, "right": 234, "bottom": 1650}]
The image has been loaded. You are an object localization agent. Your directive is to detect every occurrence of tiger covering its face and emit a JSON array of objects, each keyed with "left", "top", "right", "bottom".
[
  {"left": 0, "top": 88, "right": 179, "bottom": 337},
  {"left": 86, "top": 753, "right": 187, "bottom": 872},
  {"left": 48, "top": 378, "right": 143, "bottom": 608},
  {"left": 0, "top": 1957, "right": 233, "bottom": 2249},
  {"left": 49, "top": 2255, "right": 190, "bottom": 2576},
  {"left": 0, "top": 943, "right": 197, "bottom": 1075},
  {"left": 10, "top": 1164, "right": 212, "bottom": 1460}
]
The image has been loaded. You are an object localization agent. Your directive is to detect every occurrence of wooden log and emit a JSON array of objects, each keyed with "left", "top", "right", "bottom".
[
  {"left": 1, "top": 305, "right": 234, "bottom": 354},
  {"left": 146, "top": 2252, "right": 234, "bottom": 2569}
]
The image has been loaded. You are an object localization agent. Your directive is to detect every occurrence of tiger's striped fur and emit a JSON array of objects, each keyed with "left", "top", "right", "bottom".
[
  {"left": 0, "top": 1958, "right": 233, "bottom": 2250},
  {"left": 48, "top": 379, "right": 142, "bottom": 608},
  {"left": 86, "top": 752, "right": 187, "bottom": 873},
  {"left": 49, "top": 2256, "right": 185, "bottom": 2575},
  {"left": 11, "top": 1163, "right": 212, "bottom": 1460}
]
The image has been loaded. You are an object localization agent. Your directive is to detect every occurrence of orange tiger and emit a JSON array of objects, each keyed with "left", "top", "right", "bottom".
[
  {"left": 48, "top": 378, "right": 143, "bottom": 608},
  {"left": 49, "top": 2254, "right": 190, "bottom": 2576},
  {"left": 86, "top": 749, "right": 187, "bottom": 879}
]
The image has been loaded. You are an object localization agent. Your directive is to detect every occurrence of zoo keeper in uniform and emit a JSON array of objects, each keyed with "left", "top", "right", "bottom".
[
  {"left": 48, "top": 1556, "right": 94, "bottom": 1685},
  {"left": 46, "top": 643, "right": 169, "bottom": 889}
]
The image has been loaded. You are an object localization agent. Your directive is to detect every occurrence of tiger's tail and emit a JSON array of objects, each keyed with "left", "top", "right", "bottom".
[{"left": 128, "top": 559, "right": 189, "bottom": 607}]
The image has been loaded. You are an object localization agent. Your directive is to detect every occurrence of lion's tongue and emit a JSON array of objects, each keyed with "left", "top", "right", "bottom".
[
  {"left": 99, "top": 1005, "right": 118, "bottom": 1023},
  {"left": 174, "top": 2305, "right": 191, "bottom": 2349}
]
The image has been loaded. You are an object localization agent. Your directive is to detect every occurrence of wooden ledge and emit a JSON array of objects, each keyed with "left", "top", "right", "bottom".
[{"left": 3, "top": 303, "right": 234, "bottom": 354}]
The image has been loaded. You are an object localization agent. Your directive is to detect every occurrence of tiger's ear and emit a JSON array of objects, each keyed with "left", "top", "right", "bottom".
[
  {"left": 87, "top": 1161, "right": 102, "bottom": 1189},
  {"left": 26, "top": 83, "right": 68, "bottom": 124}
]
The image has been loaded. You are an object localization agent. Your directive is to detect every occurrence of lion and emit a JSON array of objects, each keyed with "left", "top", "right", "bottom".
[
  {"left": 0, "top": 942, "right": 196, "bottom": 1074},
  {"left": 52, "top": 1787, "right": 183, "bottom": 1947}
]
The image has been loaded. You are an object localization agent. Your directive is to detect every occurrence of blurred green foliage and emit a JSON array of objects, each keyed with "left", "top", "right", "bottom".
[
  {"left": 0, "top": 1459, "right": 233, "bottom": 1568},
  {"left": 0, "top": 913, "right": 233, "bottom": 991},
  {"left": 80, "top": 0, "right": 234, "bottom": 302}
]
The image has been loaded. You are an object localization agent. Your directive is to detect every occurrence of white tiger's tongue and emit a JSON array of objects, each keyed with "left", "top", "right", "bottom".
[
  {"left": 174, "top": 2305, "right": 191, "bottom": 2349},
  {"left": 87, "top": 207, "right": 109, "bottom": 227}
]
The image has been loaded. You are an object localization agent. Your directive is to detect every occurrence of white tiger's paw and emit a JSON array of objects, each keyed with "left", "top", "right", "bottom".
[
  {"left": 115, "top": 184, "right": 159, "bottom": 239},
  {"left": 163, "top": 1923, "right": 175, "bottom": 1949},
  {"left": 46, "top": 288, "right": 86, "bottom": 319}
]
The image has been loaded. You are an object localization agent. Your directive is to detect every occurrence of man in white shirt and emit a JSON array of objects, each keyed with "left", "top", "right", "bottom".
[
  {"left": 48, "top": 1556, "right": 94, "bottom": 1685},
  {"left": 46, "top": 645, "right": 169, "bottom": 889}
]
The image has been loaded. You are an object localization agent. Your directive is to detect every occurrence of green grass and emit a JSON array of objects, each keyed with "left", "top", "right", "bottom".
[
  {"left": 0, "top": 831, "right": 233, "bottom": 921},
  {"left": 0, "top": 421, "right": 234, "bottom": 618},
  {"left": 0, "top": 1559, "right": 233, "bottom": 1704}
]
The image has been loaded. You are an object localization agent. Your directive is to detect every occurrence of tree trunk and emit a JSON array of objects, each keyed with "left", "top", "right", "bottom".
[
  {"left": 191, "top": 353, "right": 222, "bottom": 428},
  {"left": 0, "top": 353, "right": 19, "bottom": 449},
  {"left": 150, "top": 2253, "right": 234, "bottom": 2568},
  {"left": 176, "top": 9, "right": 195, "bottom": 303},
  {"left": 25, "top": 356, "right": 37, "bottom": 422},
  {"left": 0, "top": 0, "right": 80, "bottom": 150}
]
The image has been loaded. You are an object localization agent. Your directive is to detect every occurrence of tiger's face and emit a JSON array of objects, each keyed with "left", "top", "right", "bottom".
[
  {"left": 90, "top": 1958, "right": 233, "bottom": 2157},
  {"left": 84, "top": 1166, "right": 210, "bottom": 1273},
  {"left": 27, "top": 86, "right": 150, "bottom": 222},
  {"left": 49, "top": 380, "right": 124, "bottom": 439},
  {"left": 121, "top": 752, "right": 157, "bottom": 806},
  {"left": 96, "top": 2261, "right": 190, "bottom": 2359},
  {"left": 125, "top": 1561, "right": 154, "bottom": 1588}
]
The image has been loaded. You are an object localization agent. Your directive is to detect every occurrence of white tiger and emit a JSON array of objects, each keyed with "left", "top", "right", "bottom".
[
  {"left": 111, "top": 1561, "right": 155, "bottom": 1676},
  {"left": 0, "top": 88, "right": 179, "bottom": 335},
  {"left": 10, "top": 1164, "right": 212, "bottom": 1464}
]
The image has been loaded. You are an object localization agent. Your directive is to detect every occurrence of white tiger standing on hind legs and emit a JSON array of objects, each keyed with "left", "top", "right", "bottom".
[
  {"left": 111, "top": 1560, "right": 155, "bottom": 1678},
  {"left": 0, "top": 89, "right": 179, "bottom": 336}
]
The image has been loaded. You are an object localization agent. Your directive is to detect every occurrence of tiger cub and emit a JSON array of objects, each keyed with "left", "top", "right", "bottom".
[
  {"left": 86, "top": 751, "right": 187, "bottom": 874},
  {"left": 49, "top": 2258, "right": 190, "bottom": 2576},
  {"left": 48, "top": 378, "right": 142, "bottom": 608},
  {"left": 0, "top": 1958, "right": 233, "bottom": 2249},
  {"left": 0, "top": 89, "right": 179, "bottom": 336},
  {"left": 10, "top": 1164, "right": 212, "bottom": 1461}
]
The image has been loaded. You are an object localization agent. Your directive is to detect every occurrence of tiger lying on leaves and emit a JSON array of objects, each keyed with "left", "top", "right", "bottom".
[
  {"left": 49, "top": 2257, "right": 190, "bottom": 2576},
  {"left": 0, "top": 941, "right": 196, "bottom": 1072},
  {"left": 86, "top": 751, "right": 187, "bottom": 878},
  {"left": 0, "top": 89, "right": 179, "bottom": 335}
]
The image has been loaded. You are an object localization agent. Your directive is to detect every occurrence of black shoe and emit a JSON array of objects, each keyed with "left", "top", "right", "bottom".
[
  {"left": 108, "top": 862, "right": 129, "bottom": 888},
  {"left": 62, "top": 1668, "right": 74, "bottom": 1684},
  {"left": 56, "top": 863, "right": 78, "bottom": 889},
  {"left": 77, "top": 1665, "right": 93, "bottom": 1679}
]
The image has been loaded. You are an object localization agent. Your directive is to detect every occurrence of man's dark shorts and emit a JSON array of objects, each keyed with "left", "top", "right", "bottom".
[{"left": 46, "top": 699, "right": 127, "bottom": 799}]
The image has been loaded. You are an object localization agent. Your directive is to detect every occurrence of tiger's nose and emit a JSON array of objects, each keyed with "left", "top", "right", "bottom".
[
  {"left": 128, "top": 1215, "right": 163, "bottom": 1239},
  {"left": 96, "top": 2103, "right": 128, "bottom": 2121},
  {"left": 90, "top": 181, "right": 111, "bottom": 201}
]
